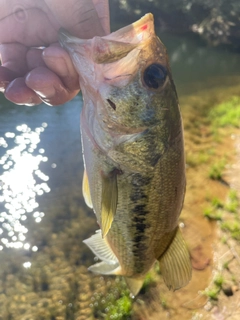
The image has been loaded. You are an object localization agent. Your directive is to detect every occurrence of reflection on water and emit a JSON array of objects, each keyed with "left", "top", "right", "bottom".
[{"left": 0, "top": 123, "right": 52, "bottom": 251}]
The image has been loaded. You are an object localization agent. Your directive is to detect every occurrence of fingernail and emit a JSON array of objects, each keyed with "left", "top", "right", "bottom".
[{"left": 33, "top": 87, "right": 56, "bottom": 99}]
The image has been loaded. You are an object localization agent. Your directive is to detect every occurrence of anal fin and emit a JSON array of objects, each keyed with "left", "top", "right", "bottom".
[
  {"left": 101, "top": 171, "right": 118, "bottom": 237},
  {"left": 158, "top": 227, "right": 192, "bottom": 291},
  {"left": 82, "top": 169, "right": 93, "bottom": 208}
]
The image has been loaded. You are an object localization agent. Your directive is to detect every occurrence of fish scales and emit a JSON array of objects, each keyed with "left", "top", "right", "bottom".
[
  {"left": 107, "top": 132, "right": 185, "bottom": 276},
  {"left": 59, "top": 13, "right": 192, "bottom": 296}
]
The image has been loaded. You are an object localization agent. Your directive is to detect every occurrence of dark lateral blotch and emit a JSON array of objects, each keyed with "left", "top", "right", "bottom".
[
  {"left": 132, "top": 204, "right": 147, "bottom": 214},
  {"left": 130, "top": 192, "right": 147, "bottom": 202}
]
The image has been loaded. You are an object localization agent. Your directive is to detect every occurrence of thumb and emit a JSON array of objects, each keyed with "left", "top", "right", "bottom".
[{"left": 45, "top": 0, "right": 107, "bottom": 39}]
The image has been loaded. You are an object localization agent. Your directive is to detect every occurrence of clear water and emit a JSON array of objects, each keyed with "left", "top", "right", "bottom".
[{"left": 0, "top": 97, "right": 83, "bottom": 251}]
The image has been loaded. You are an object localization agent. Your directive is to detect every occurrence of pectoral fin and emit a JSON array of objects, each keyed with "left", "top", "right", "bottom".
[
  {"left": 101, "top": 171, "right": 118, "bottom": 237},
  {"left": 82, "top": 170, "right": 93, "bottom": 208},
  {"left": 158, "top": 227, "right": 192, "bottom": 291}
]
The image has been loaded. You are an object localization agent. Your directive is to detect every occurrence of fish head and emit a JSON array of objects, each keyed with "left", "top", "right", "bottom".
[{"left": 59, "top": 13, "right": 179, "bottom": 136}]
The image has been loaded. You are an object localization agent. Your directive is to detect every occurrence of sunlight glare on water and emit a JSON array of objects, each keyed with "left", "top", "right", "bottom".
[{"left": 0, "top": 122, "right": 50, "bottom": 251}]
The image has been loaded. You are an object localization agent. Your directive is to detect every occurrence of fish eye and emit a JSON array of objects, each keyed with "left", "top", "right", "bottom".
[{"left": 143, "top": 63, "right": 167, "bottom": 89}]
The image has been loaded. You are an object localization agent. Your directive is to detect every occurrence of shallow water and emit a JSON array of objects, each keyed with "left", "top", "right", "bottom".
[{"left": 0, "top": 30, "right": 240, "bottom": 319}]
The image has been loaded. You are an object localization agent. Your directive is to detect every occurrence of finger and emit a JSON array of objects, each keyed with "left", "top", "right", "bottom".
[
  {"left": 0, "top": 66, "right": 19, "bottom": 92},
  {"left": 45, "top": 0, "right": 105, "bottom": 38},
  {"left": 0, "top": 6, "right": 58, "bottom": 46},
  {"left": 0, "top": 44, "right": 43, "bottom": 94},
  {"left": 25, "top": 66, "right": 79, "bottom": 106},
  {"left": 4, "top": 77, "right": 42, "bottom": 106},
  {"left": 0, "top": 43, "right": 28, "bottom": 75},
  {"left": 42, "top": 45, "right": 80, "bottom": 91},
  {"left": 92, "top": 0, "right": 110, "bottom": 34},
  {"left": 26, "top": 48, "right": 46, "bottom": 70}
]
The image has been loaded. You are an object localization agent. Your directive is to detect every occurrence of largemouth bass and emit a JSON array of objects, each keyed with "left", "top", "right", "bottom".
[{"left": 59, "top": 13, "right": 191, "bottom": 296}]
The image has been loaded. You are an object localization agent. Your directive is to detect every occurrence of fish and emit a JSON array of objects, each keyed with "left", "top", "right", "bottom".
[{"left": 59, "top": 13, "right": 192, "bottom": 296}]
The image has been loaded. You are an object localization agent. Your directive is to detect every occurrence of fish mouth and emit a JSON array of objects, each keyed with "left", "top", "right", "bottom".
[
  {"left": 91, "top": 13, "right": 155, "bottom": 64},
  {"left": 58, "top": 13, "right": 154, "bottom": 51},
  {"left": 104, "top": 13, "right": 154, "bottom": 45},
  {"left": 58, "top": 13, "right": 155, "bottom": 77}
]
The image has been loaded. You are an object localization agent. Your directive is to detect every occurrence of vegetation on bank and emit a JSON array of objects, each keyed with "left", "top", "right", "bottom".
[
  {"left": 208, "top": 96, "right": 240, "bottom": 128},
  {"left": 201, "top": 96, "right": 240, "bottom": 302},
  {"left": 204, "top": 95, "right": 240, "bottom": 227}
]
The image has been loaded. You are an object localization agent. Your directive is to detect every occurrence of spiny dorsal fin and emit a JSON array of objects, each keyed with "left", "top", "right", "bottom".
[
  {"left": 82, "top": 169, "right": 93, "bottom": 208},
  {"left": 101, "top": 171, "right": 118, "bottom": 237},
  {"left": 159, "top": 227, "right": 192, "bottom": 291}
]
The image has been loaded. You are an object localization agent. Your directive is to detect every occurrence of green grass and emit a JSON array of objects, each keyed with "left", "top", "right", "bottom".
[
  {"left": 225, "top": 190, "right": 239, "bottom": 213},
  {"left": 209, "top": 96, "right": 240, "bottom": 128},
  {"left": 214, "top": 274, "right": 224, "bottom": 288},
  {"left": 211, "top": 197, "right": 224, "bottom": 209},
  {"left": 203, "top": 207, "right": 222, "bottom": 221},
  {"left": 208, "top": 160, "right": 226, "bottom": 180},
  {"left": 221, "top": 221, "right": 240, "bottom": 240},
  {"left": 204, "top": 287, "right": 220, "bottom": 300},
  {"left": 108, "top": 296, "right": 132, "bottom": 320},
  {"left": 225, "top": 202, "right": 238, "bottom": 213},
  {"left": 203, "top": 197, "right": 224, "bottom": 220},
  {"left": 204, "top": 190, "right": 239, "bottom": 235},
  {"left": 203, "top": 274, "right": 224, "bottom": 301},
  {"left": 228, "top": 189, "right": 238, "bottom": 202},
  {"left": 203, "top": 273, "right": 224, "bottom": 301},
  {"left": 140, "top": 272, "right": 155, "bottom": 293},
  {"left": 92, "top": 278, "right": 132, "bottom": 320},
  {"left": 186, "top": 151, "right": 211, "bottom": 167}
]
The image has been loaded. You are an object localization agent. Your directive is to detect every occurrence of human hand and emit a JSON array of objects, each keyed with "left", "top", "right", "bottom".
[{"left": 0, "top": 0, "right": 110, "bottom": 106}]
